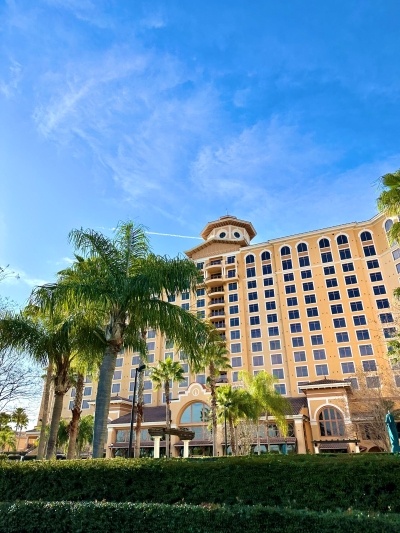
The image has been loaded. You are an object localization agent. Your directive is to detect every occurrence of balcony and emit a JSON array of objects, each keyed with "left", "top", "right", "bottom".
[
  {"left": 212, "top": 320, "right": 226, "bottom": 329},
  {"left": 205, "top": 273, "right": 223, "bottom": 287},
  {"left": 209, "top": 309, "right": 225, "bottom": 318},
  {"left": 205, "top": 260, "right": 223, "bottom": 275},
  {"left": 209, "top": 297, "right": 225, "bottom": 309},
  {"left": 209, "top": 286, "right": 224, "bottom": 295}
]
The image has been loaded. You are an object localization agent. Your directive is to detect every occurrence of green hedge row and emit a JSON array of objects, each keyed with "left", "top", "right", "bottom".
[
  {"left": 0, "top": 501, "right": 399, "bottom": 533},
  {"left": 1, "top": 455, "right": 400, "bottom": 512}
]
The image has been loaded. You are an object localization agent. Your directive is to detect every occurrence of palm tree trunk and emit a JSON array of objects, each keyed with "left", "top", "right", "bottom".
[
  {"left": 46, "top": 392, "right": 65, "bottom": 459},
  {"left": 257, "top": 420, "right": 261, "bottom": 456},
  {"left": 209, "top": 365, "right": 218, "bottom": 457},
  {"left": 67, "top": 373, "right": 84, "bottom": 459},
  {"left": 92, "top": 346, "right": 117, "bottom": 458},
  {"left": 229, "top": 417, "right": 236, "bottom": 456},
  {"left": 265, "top": 411, "right": 269, "bottom": 453},
  {"left": 165, "top": 381, "right": 170, "bottom": 458},
  {"left": 37, "top": 363, "right": 53, "bottom": 460},
  {"left": 134, "top": 364, "right": 145, "bottom": 459}
]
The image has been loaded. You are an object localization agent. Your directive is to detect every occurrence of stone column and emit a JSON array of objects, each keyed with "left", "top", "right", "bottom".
[
  {"left": 293, "top": 418, "right": 306, "bottom": 454},
  {"left": 313, "top": 442, "right": 319, "bottom": 454},
  {"left": 183, "top": 440, "right": 190, "bottom": 458},
  {"left": 153, "top": 436, "right": 161, "bottom": 459},
  {"left": 106, "top": 428, "right": 117, "bottom": 458}
]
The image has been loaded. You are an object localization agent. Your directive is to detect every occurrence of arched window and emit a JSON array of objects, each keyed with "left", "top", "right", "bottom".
[
  {"left": 360, "top": 231, "right": 372, "bottom": 242},
  {"left": 246, "top": 254, "right": 255, "bottom": 264},
  {"left": 261, "top": 251, "right": 271, "bottom": 261},
  {"left": 280, "top": 246, "right": 291, "bottom": 256},
  {"left": 180, "top": 402, "right": 210, "bottom": 424},
  {"left": 297, "top": 242, "right": 308, "bottom": 253},
  {"left": 385, "top": 219, "right": 394, "bottom": 233},
  {"left": 336, "top": 235, "right": 348, "bottom": 245},
  {"left": 319, "top": 407, "right": 345, "bottom": 437},
  {"left": 319, "top": 238, "right": 330, "bottom": 249}
]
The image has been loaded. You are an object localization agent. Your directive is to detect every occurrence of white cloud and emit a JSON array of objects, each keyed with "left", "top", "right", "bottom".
[{"left": 0, "top": 59, "right": 22, "bottom": 98}]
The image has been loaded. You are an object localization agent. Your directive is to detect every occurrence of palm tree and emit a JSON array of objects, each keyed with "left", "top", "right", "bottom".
[
  {"left": 33, "top": 222, "right": 208, "bottom": 458},
  {"left": 241, "top": 371, "right": 289, "bottom": 454},
  {"left": 66, "top": 372, "right": 84, "bottom": 459},
  {"left": 0, "top": 309, "right": 105, "bottom": 459},
  {"left": 150, "top": 357, "right": 185, "bottom": 458},
  {"left": 377, "top": 169, "right": 400, "bottom": 243},
  {"left": 76, "top": 414, "right": 94, "bottom": 457},
  {"left": 0, "top": 426, "right": 16, "bottom": 452},
  {"left": 56, "top": 419, "right": 70, "bottom": 454},
  {"left": 216, "top": 385, "right": 256, "bottom": 456},
  {"left": 191, "top": 327, "right": 231, "bottom": 456},
  {"left": 11, "top": 407, "right": 29, "bottom": 451}
]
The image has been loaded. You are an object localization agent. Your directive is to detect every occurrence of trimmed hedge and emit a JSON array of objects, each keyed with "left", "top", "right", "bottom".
[
  {"left": 1, "top": 455, "right": 400, "bottom": 512},
  {"left": 0, "top": 501, "right": 400, "bottom": 533}
]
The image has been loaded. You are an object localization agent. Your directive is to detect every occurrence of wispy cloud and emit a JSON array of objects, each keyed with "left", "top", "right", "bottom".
[{"left": 0, "top": 59, "right": 22, "bottom": 98}]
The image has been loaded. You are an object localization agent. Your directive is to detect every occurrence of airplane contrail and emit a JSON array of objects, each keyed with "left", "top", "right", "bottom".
[{"left": 146, "top": 231, "right": 202, "bottom": 240}]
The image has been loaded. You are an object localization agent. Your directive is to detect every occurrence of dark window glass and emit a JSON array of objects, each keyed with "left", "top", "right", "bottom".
[
  {"left": 307, "top": 307, "right": 318, "bottom": 317},
  {"left": 342, "top": 263, "right": 354, "bottom": 272},
  {"left": 263, "top": 277, "right": 273, "bottom": 286},
  {"left": 261, "top": 251, "right": 271, "bottom": 261},
  {"left": 287, "top": 297, "right": 298, "bottom": 306},
  {"left": 333, "top": 318, "right": 346, "bottom": 328},
  {"left": 326, "top": 278, "right": 338, "bottom": 288},
  {"left": 339, "top": 248, "right": 351, "bottom": 260},
  {"left": 246, "top": 267, "right": 256, "bottom": 278},
  {"left": 350, "top": 301, "right": 363, "bottom": 311},
  {"left": 281, "top": 246, "right": 291, "bottom": 256},
  {"left": 284, "top": 273, "right": 294, "bottom": 282},
  {"left": 328, "top": 291, "right": 340, "bottom": 301},
  {"left": 246, "top": 254, "right": 255, "bottom": 264},
  {"left": 367, "top": 259, "right": 379, "bottom": 269},
  {"left": 288, "top": 310, "right": 300, "bottom": 319},
  {"left": 297, "top": 242, "right": 308, "bottom": 252},
  {"left": 266, "top": 301, "right": 276, "bottom": 310},
  {"left": 360, "top": 231, "right": 372, "bottom": 242},
  {"left": 324, "top": 266, "right": 335, "bottom": 275},
  {"left": 299, "top": 256, "right": 310, "bottom": 267},
  {"left": 363, "top": 245, "right": 376, "bottom": 257},
  {"left": 370, "top": 272, "right": 383, "bottom": 282},
  {"left": 319, "top": 238, "right": 330, "bottom": 249},
  {"left": 331, "top": 304, "right": 343, "bottom": 314},
  {"left": 305, "top": 294, "right": 316, "bottom": 304},
  {"left": 290, "top": 323, "right": 302, "bottom": 333},
  {"left": 263, "top": 264, "right": 272, "bottom": 275},
  {"left": 336, "top": 235, "right": 348, "bottom": 245},
  {"left": 282, "top": 259, "right": 293, "bottom": 270},
  {"left": 303, "top": 282, "right": 314, "bottom": 291},
  {"left": 301, "top": 270, "right": 312, "bottom": 279},
  {"left": 347, "top": 288, "right": 360, "bottom": 298},
  {"left": 321, "top": 252, "right": 333, "bottom": 263}
]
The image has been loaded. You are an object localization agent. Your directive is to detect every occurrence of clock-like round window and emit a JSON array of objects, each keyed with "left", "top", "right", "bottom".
[
  {"left": 219, "top": 232, "right": 226, "bottom": 238},
  {"left": 234, "top": 231, "right": 241, "bottom": 238}
]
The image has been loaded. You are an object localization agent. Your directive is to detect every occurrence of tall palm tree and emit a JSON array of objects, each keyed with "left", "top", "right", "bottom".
[
  {"left": 11, "top": 407, "right": 29, "bottom": 451},
  {"left": 33, "top": 222, "right": 208, "bottom": 458},
  {"left": 191, "top": 327, "right": 231, "bottom": 456},
  {"left": 377, "top": 169, "right": 400, "bottom": 243},
  {"left": 241, "top": 371, "right": 289, "bottom": 454},
  {"left": 216, "top": 385, "right": 255, "bottom": 456},
  {"left": 0, "top": 309, "right": 105, "bottom": 459},
  {"left": 151, "top": 357, "right": 185, "bottom": 458}
]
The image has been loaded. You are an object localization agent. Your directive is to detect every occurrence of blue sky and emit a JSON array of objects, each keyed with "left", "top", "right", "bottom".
[{"left": 1, "top": 0, "right": 400, "bottom": 308}]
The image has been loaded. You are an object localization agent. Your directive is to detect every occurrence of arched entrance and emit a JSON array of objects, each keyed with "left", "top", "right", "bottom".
[{"left": 177, "top": 402, "right": 212, "bottom": 457}]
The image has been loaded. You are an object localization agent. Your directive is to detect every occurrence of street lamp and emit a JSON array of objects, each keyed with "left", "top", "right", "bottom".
[
  {"left": 224, "top": 402, "right": 232, "bottom": 456},
  {"left": 128, "top": 364, "right": 146, "bottom": 459}
]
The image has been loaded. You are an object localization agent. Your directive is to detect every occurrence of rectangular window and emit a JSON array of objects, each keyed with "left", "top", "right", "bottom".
[
  {"left": 251, "top": 342, "right": 262, "bottom": 352},
  {"left": 379, "top": 313, "right": 393, "bottom": 323},
  {"left": 274, "top": 384, "right": 287, "bottom": 395},
  {"left": 231, "top": 372, "right": 239, "bottom": 383},
  {"left": 230, "top": 305, "right": 239, "bottom": 314},
  {"left": 227, "top": 269, "right": 237, "bottom": 278},
  {"left": 353, "top": 315, "right": 366, "bottom": 326},
  {"left": 356, "top": 330, "right": 370, "bottom": 340},
  {"left": 373, "top": 285, "right": 386, "bottom": 295},
  {"left": 265, "top": 301, "right": 276, "bottom": 310},
  {"left": 290, "top": 323, "right": 302, "bottom": 333},
  {"left": 299, "top": 256, "right": 310, "bottom": 268},
  {"left": 285, "top": 285, "right": 296, "bottom": 294},
  {"left": 143, "top": 394, "right": 152, "bottom": 404},
  {"left": 351, "top": 301, "right": 363, "bottom": 311},
  {"left": 309, "top": 320, "right": 321, "bottom": 331},
  {"left": 246, "top": 267, "right": 256, "bottom": 278},
  {"left": 341, "top": 362, "right": 355, "bottom": 374},
  {"left": 342, "top": 262, "right": 354, "bottom": 272},
  {"left": 287, "top": 297, "right": 298, "bottom": 306},
  {"left": 264, "top": 289, "right": 275, "bottom": 298},
  {"left": 226, "top": 256, "right": 235, "bottom": 264},
  {"left": 305, "top": 294, "right": 317, "bottom": 304},
  {"left": 197, "top": 299, "right": 205, "bottom": 308},
  {"left": 311, "top": 335, "right": 323, "bottom": 345},
  {"left": 196, "top": 288, "right": 205, "bottom": 297},
  {"left": 248, "top": 292, "right": 258, "bottom": 300},
  {"left": 370, "top": 272, "right": 383, "bottom": 282},
  {"left": 384, "top": 327, "right": 396, "bottom": 338},
  {"left": 333, "top": 317, "right": 346, "bottom": 328},
  {"left": 247, "top": 280, "right": 257, "bottom": 289},
  {"left": 144, "top": 380, "right": 153, "bottom": 390},
  {"left": 263, "top": 277, "right": 273, "bottom": 286},
  {"left": 181, "top": 292, "right": 190, "bottom": 300},
  {"left": 366, "top": 376, "right": 380, "bottom": 388},
  {"left": 113, "top": 371, "right": 121, "bottom": 380},
  {"left": 307, "top": 307, "right": 318, "bottom": 317},
  {"left": 315, "top": 364, "right": 329, "bottom": 376},
  {"left": 229, "top": 282, "right": 238, "bottom": 291},
  {"left": 331, "top": 304, "right": 343, "bottom": 314},
  {"left": 311, "top": 350, "right": 326, "bottom": 363},
  {"left": 250, "top": 329, "right": 261, "bottom": 338},
  {"left": 253, "top": 355, "right": 264, "bottom": 367},
  {"left": 363, "top": 245, "right": 376, "bottom": 257},
  {"left": 321, "top": 252, "right": 333, "bottom": 263},
  {"left": 83, "top": 386, "right": 92, "bottom": 396},
  {"left": 111, "top": 383, "right": 121, "bottom": 394},
  {"left": 282, "top": 259, "right": 293, "bottom": 270},
  {"left": 347, "top": 288, "right": 360, "bottom": 298},
  {"left": 363, "top": 360, "right": 377, "bottom": 372},
  {"left": 393, "top": 249, "right": 400, "bottom": 260},
  {"left": 328, "top": 291, "right": 340, "bottom": 301},
  {"left": 284, "top": 273, "right": 294, "bottom": 282},
  {"left": 249, "top": 316, "right": 260, "bottom": 325},
  {"left": 115, "top": 357, "right": 123, "bottom": 367},
  {"left": 249, "top": 303, "right": 259, "bottom": 313},
  {"left": 359, "top": 344, "right": 373, "bottom": 356},
  {"left": 267, "top": 314, "right": 278, "bottom": 323},
  {"left": 270, "top": 340, "right": 281, "bottom": 350},
  {"left": 296, "top": 366, "right": 309, "bottom": 377},
  {"left": 326, "top": 278, "right": 338, "bottom": 288},
  {"left": 271, "top": 354, "right": 283, "bottom": 365},
  {"left": 168, "top": 294, "right": 176, "bottom": 302},
  {"left": 376, "top": 299, "right": 390, "bottom": 309},
  {"left": 82, "top": 400, "right": 89, "bottom": 409},
  {"left": 339, "top": 346, "right": 352, "bottom": 358},
  {"left": 339, "top": 248, "right": 352, "bottom": 260},
  {"left": 303, "top": 282, "right": 314, "bottom": 291},
  {"left": 263, "top": 264, "right": 272, "bottom": 275},
  {"left": 268, "top": 326, "right": 279, "bottom": 336},
  {"left": 345, "top": 275, "right": 357, "bottom": 285},
  {"left": 336, "top": 332, "right": 349, "bottom": 342},
  {"left": 288, "top": 309, "right": 300, "bottom": 319},
  {"left": 367, "top": 259, "right": 379, "bottom": 269},
  {"left": 181, "top": 303, "right": 190, "bottom": 310},
  {"left": 231, "top": 343, "right": 241, "bottom": 353},
  {"left": 131, "top": 356, "right": 140, "bottom": 366},
  {"left": 229, "top": 294, "right": 238, "bottom": 303},
  {"left": 231, "top": 356, "right": 242, "bottom": 368},
  {"left": 294, "top": 351, "right": 306, "bottom": 362},
  {"left": 301, "top": 270, "right": 312, "bottom": 279},
  {"left": 273, "top": 368, "right": 284, "bottom": 379},
  {"left": 230, "top": 317, "right": 240, "bottom": 327},
  {"left": 292, "top": 336, "right": 304, "bottom": 347},
  {"left": 324, "top": 266, "right": 335, "bottom": 275}
]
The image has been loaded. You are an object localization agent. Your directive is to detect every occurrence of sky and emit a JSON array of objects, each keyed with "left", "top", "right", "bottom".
[{"left": 1, "top": 0, "right": 400, "bottom": 309}]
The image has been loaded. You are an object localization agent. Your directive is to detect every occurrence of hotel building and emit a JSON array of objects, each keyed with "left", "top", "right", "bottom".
[{"left": 58, "top": 212, "right": 400, "bottom": 456}]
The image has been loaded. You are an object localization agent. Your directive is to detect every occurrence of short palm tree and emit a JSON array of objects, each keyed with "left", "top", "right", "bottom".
[
  {"left": 0, "top": 426, "right": 16, "bottom": 452},
  {"left": 151, "top": 358, "right": 185, "bottom": 457},
  {"left": 76, "top": 414, "right": 94, "bottom": 457},
  {"left": 191, "top": 327, "right": 231, "bottom": 456},
  {"left": 377, "top": 169, "right": 400, "bottom": 243},
  {"left": 33, "top": 222, "right": 208, "bottom": 458},
  {"left": 11, "top": 407, "right": 29, "bottom": 451}
]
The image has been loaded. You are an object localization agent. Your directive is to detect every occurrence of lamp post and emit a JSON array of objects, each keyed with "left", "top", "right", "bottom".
[
  {"left": 224, "top": 402, "right": 232, "bottom": 456},
  {"left": 128, "top": 364, "right": 146, "bottom": 459}
]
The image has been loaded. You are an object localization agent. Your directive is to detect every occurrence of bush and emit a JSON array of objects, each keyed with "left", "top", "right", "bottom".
[
  {"left": 0, "top": 501, "right": 399, "bottom": 533},
  {"left": 1, "top": 455, "right": 400, "bottom": 512}
]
